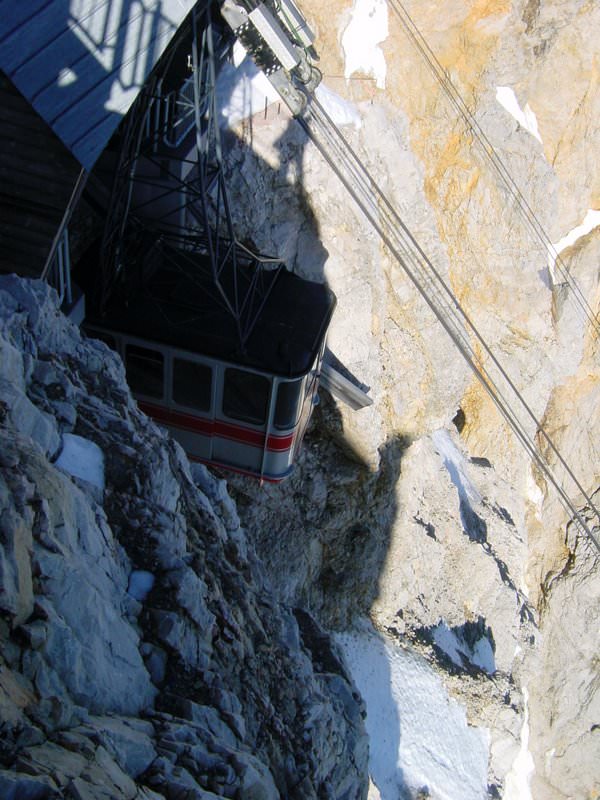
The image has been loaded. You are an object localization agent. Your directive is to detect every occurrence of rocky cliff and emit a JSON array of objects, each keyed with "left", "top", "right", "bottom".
[
  {"left": 1, "top": 0, "right": 598, "bottom": 797},
  {"left": 0, "top": 276, "right": 368, "bottom": 799},
  {"left": 217, "top": 0, "right": 599, "bottom": 797}
]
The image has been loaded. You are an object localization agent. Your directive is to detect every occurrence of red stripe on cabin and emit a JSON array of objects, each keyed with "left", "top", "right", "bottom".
[
  {"left": 186, "top": 453, "right": 289, "bottom": 483},
  {"left": 138, "top": 401, "right": 295, "bottom": 453}
]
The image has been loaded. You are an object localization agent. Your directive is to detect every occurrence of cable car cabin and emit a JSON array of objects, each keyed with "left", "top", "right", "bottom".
[{"left": 84, "top": 244, "right": 335, "bottom": 482}]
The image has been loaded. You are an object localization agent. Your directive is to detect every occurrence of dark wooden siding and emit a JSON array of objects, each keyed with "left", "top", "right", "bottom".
[{"left": 0, "top": 72, "right": 81, "bottom": 278}]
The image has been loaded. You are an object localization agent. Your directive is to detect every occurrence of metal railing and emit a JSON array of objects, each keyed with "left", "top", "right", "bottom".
[
  {"left": 44, "top": 228, "right": 72, "bottom": 305},
  {"left": 41, "top": 167, "right": 87, "bottom": 306}
]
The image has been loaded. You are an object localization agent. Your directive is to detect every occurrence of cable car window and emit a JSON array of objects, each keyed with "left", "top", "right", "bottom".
[
  {"left": 274, "top": 379, "right": 302, "bottom": 430},
  {"left": 125, "top": 344, "right": 164, "bottom": 399},
  {"left": 173, "top": 358, "right": 212, "bottom": 411},
  {"left": 223, "top": 368, "right": 270, "bottom": 426}
]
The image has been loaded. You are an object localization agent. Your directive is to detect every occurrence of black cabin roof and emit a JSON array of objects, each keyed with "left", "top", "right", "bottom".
[{"left": 87, "top": 244, "right": 335, "bottom": 378}]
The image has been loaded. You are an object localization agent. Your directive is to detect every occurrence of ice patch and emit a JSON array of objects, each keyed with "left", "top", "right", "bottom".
[
  {"left": 216, "top": 53, "right": 281, "bottom": 127},
  {"left": 337, "top": 623, "right": 489, "bottom": 800},
  {"left": 432, "top": 429, "right": 480, "bottom": 505},
  {"left": 315, "top": 83, "right": 362, "bottom": 128},
  {"left": 503, "top": 687, "right": 535, "bottom": 800},
  {"left": 547, "top": 208, "right": 600, "bottom": 283},
  {"left": 432, "top": 620, "right": 496, "bottom": 674},
  {"left": 128, "top": 570, "right": 155, "bottom": 602},
  {"left": 496, "top": 86, "right": 542, "bottom": 144},
  {"left": 55, "top": 433, "right": 105, "bottom": 490},
  {"left": 341, "top": 0, "right": 388, "bottom": 89}
]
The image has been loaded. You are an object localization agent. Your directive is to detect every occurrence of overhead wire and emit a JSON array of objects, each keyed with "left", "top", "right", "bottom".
[
  {"left": 298, "top": 95, "right": 600, "bottom": 554},
  {"left": 176, "top": 0, "right": 598, "bottom": 550},
  {"left": 387, "top": 0, "right": 600, "bottom": 337}
]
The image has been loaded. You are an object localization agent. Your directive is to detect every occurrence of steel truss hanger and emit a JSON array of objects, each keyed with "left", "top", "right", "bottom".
[{"left": 97, "top": 0, "right": 283, "bottom": 351}]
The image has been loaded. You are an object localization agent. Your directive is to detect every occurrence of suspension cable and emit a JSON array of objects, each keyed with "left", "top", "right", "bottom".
[
  {"left": 387, "top": 0, "right": 600, "bottom": 337},
  {"left": 298, "top": 96, "right": 600, "bottom": 554}
]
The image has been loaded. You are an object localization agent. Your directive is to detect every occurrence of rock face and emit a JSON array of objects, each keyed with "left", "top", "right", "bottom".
[
  {"left": 217, "top": 0, "right": 600, "bottom": 797},
  {"left": 0, "top": 276, "right": 368, "bottom": 799},
  {"left": 1, "top": 0, "right": 598, "bottom": 796}
]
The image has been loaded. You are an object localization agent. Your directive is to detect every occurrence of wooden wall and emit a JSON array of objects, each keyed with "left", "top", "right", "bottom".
[{"left": 0, "top": 71, "right": 81, "bottom": 278}]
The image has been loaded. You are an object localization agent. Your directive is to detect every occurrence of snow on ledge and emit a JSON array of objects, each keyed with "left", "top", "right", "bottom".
[
  {"left": 315, "top": 83, "right": 362, "bottom": 128},
  {"left": 55, "top": 433, "right": 105, "bottom": 490},
  {"left": 503, "top": 687, "right": 535, "bottom": 800},
  {"left": 432, "top": 620, "right": 496, "bottom": 674},
  {"left": 341, "top": 0, "right": 388, "bottom": 89},
  {"left": 432, "top": 429, "right": 480, "bottom": 507},
  {"left": 548, "top": 209, "right": 600, "bottom": 283},
  {"left": 496, "top": 86, "right": 542, "bottom": 144},
  {"left": 216, "top": 52, "right": 281, "bottom": 128},
  {"left": 128, "top": 570, "right": 155, "bottom": 602},
  {"left": 337, "top": 622, "right": 489, "bottom": 799}
]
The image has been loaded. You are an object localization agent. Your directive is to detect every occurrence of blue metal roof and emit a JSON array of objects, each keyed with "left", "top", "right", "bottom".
[{"left": 0, "top": 0, "right": 197, "bottom": 170}]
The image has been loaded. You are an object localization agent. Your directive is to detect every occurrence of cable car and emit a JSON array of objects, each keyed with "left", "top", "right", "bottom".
[
  {"left": 84, "top": 237, "right": 335, "bottom": 482},
  {"left": 79, "top": 5, "right": 336, "bottom": 482}
]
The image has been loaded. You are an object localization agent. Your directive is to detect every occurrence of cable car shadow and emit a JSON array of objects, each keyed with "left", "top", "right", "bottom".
[
  {"left": 226, "top": 390, "right": 412, "bottom": 797},
  {"left": 227, "top": 390, "right": 409, "bottom": 628},
  {"left": 218, "top": 78, "right": 416, "bottom": 798}
]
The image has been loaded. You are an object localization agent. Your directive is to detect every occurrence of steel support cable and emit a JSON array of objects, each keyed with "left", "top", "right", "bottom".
[
  {"left": 307, "top": 98, "right": 600, "bottom": 547},
  {"left": 387, "top": 0, "right": 600, "bottom": 335},
  {"left": 303, "top": 105, "right": 559, "bottom": 479},
  {"left": 388, "top": 0, "right": 595, "bottom": 321},
  {"left": 306, "top": 107, "right": 600, "bottom": 555},
  {"left": 299, "top": 98, "right": 600, "bottom": 553},
  {"left": 303, "top": 102, "right": 483, "bottom": 358},
  {"left": 309, "top": 97, "right": 600, "bottom": 524}
]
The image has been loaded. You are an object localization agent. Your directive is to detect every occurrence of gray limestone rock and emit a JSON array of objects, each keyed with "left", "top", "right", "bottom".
[
  {"left": 0, "top": 772, "right": 61, "bottom": 799},
  {"left": 76, "top": 716, "right": 157, "bottom": 779},
  {"left": 0, "top": 276, "right": 368, "bottom": 799}
]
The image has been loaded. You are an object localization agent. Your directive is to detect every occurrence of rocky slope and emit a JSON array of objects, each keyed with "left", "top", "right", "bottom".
[
  {"left": 218, "top": 0, "right": 599, "bottom": 797},
  {"left": 1, "top": 0, "right": 598, "bottom": 797},
  {"left": 0, "top": 276, "right": 368, "bottom": 799}
]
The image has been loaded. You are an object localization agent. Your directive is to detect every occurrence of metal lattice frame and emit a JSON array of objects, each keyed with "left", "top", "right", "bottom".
[{"left": 98, "top": 0, "right": 282, "bottom": 350}]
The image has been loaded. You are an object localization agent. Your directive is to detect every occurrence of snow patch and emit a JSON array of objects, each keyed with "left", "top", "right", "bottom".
[
  {"left": 525, "top": 466, "right": 543, "bottom": 517},
  {"left": 341, "top": 0, "right": 388, "bottom": 89},
  {"left": 547, "top": 208, "right": 600, "bottom": 283},
  {"left": 216, "top": 53, "right": 281, "bottom": 128},
  {"left": 337, "top": 623, "right": 489, "bottom": 800},
  {"left": 232, "top": 39, "right": 247, "bottom": 69},
  {"left": 432, "top": 621, "right": 496, "bottom": 674},
  {"left": 432, "top": 429, "right": 481, "bottom": 507},
  {"left": 433, "top": 429, "right": 488, "bottom": 541},
  {"left": 55, "top": 433, "right": 105, "bottom": 490},
  {"left": 503, "top": 687, "right": 535, "bottom": 800},
  {"left": 315, "top": 83, "right": 362, "bottom": 128},
  {"left": 496, "top": 86, "right": 542, "bottom": 144},
  {"left": 128, "top": 570, "right": 155, "bottom": 602}
]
